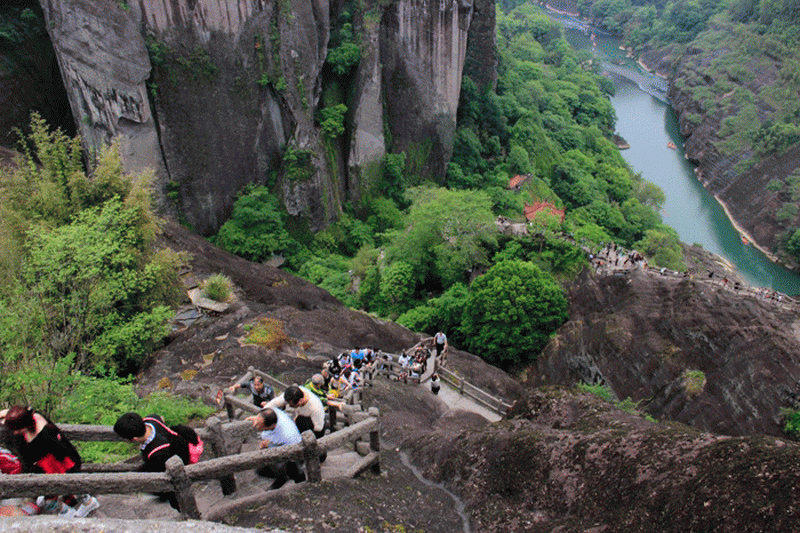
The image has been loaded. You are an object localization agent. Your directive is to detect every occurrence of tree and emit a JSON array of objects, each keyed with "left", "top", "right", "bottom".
[
  {"left": 634, "top": 226, "right": 687, "bottom": 271},
  {"left": 387, "top": 187, "right": 498, "bottom": 288},
  {"left": 319, "top": 104, "right": 347, "bottom": 139},
  {"left": 784, "top": 228, "right": 800, "bottom": 260},
  {"left": 461, "top": 259, "right": 568, "bottom": 368},
  {"left": 397, "top": 283, "right": 469, "bottom": 343},
  {"left": 377, "top": 261, "right": 416, "bottom": 317},
  {"left": 213, "top": 185, "right": 296, "bottom": 262}
]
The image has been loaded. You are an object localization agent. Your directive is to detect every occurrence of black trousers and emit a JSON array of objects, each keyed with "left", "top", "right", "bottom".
[
  {"left": 295, "top": 415, "right": 327, "bottom": 463},
  {"left": 256, "top": 460, "right": 306, "bottom": 489}
]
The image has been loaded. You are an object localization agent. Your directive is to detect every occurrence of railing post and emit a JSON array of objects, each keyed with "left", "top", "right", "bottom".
[
  {"left": 205, "top": 416, "right": 236, "bottom": 495},
  {"left": 225, "top": 398, "right": 235, "bottom": 421},
  {"left": 327, "top": 404, "right": 338, "bottom": 432},
  {"left": 165, "top": 456, "right": 200, "bottom": 520},
  {"left": 302, "top": 431, "right": 322, "bottom": 483},
  {"left": 368, "top": 407, "right": 381, "bottom": 475}
]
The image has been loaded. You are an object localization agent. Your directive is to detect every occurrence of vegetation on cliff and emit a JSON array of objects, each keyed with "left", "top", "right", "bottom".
[
  {"left": 211, "top": 3, "right": 681, "bottom": 370},
  {"left": 0, "top": 114, "right": 201, "bottom": 423}
]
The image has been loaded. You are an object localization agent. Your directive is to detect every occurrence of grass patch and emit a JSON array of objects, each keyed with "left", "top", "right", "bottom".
[
  {"left": 682, "top": 369, "right": 706, "bottom": 397},
  {"left": 576, "top": 381, "right": 615, "bottom": 403},
  {"left": 243, "top": 317, "right": 293, "bottom": 350},
  {"left": 201, "top": 273, "right": 233, "bottom": 302},
  {"left": 577, "top": 382, "right": 656, "bottom": 422}
]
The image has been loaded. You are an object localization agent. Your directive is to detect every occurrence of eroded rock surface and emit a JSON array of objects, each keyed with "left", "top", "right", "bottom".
[
  {"left": 35, "top": 0, "right": 492, "bottom": 234},
  {"left": 406, "top": 387, "right": 800, "bottom": 533},
  {"left": 532, "top": 264, "right": 800, "bottom": 437}
]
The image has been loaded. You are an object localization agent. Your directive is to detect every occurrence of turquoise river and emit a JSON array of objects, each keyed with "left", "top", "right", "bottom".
[{"left": 554, "top": 14, "right": 800, "bottom": 295}]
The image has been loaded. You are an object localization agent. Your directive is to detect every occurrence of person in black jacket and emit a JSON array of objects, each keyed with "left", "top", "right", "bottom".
[
  {"left": 1, "top": 406, "right": 99, "bottom": 517},
  {"left": 113, "top": 412, "right": 195, "bottom": 510}
]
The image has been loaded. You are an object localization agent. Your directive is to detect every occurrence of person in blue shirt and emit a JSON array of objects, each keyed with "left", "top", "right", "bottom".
[{"left": 247, "top": 408, "right": 306, "bottom": 489}]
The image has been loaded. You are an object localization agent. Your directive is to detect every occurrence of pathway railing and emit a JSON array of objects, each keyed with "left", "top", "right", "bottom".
[
  {"left": 435, "top": 366, "right": 513, "bottom": 416},
  {"left": 374, "top": 339, "right": 512, "bottom": 418},
  {"left": 0, "top": 409, "right": 381, "bottom": 521}
]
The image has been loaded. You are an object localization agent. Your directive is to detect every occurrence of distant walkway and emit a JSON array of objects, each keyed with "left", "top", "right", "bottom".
[
  {"left": 434, "top": 382, "right": 502, "bottom": 422},
  {"left": 495, "top": 218, "right": 799, "bottom": 311},
  {"left": 588, "top": 242, "right": 800, "bottom": 313},
  {"left": 391, "top": 339, "right": 509, "bottom": 423}
]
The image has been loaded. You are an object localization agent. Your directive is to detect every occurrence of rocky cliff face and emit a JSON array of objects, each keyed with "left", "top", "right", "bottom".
[
  {"left": 667, "top": 31, "right": 800, "bottom": 261},
  {"left": 35, "top": 0, "right": 494, "bottom": 235},
  {"left": 0, "top": 1, "right": 74, "bottom": 146},
  {"left": 530, "top": 264, "right": 800, "bottom": 438},
  {"left": 408, "top": 387, "right": 800, "bottom": 533},
  {"left": 380, "top": 0, "right": 474, "bottom": 180}
]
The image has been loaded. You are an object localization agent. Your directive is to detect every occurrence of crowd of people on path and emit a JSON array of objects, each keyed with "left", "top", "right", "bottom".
[
  {"left": 588, "top": 241, "right": 797, "bottom": 308},
  {"left": 0, "top": 335, "right": 452, "bottom": 518}
]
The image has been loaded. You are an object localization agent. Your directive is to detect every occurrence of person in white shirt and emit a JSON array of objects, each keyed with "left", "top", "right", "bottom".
[{"left": 266, "top": 385, "right": 326, "bottom": 439}]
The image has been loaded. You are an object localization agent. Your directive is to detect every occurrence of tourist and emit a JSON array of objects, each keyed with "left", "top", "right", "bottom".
[
  {"left": 113, "top": 412, "right": 201, "bottom": 510},
  {"left": 1, "top": 406, "right": 99, "bottom": 517},
  {"left": 430, "top": 373, "right": 441, "bottom": 395},
  {"left": 248, "top": 408, "right": 306, "bottom": 489},
  {"left": 434, "top": 331, "right": 448, "bottom": 365},
  {"left": 228, "top": 374, "right": 274, "bottom": 407},
  {"left": 266, "top": 385, "right": 326, "bottom": 441}
]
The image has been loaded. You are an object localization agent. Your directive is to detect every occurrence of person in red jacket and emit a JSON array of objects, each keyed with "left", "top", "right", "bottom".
[{"left": 0, "top": 406, "right": 99, "bottom": 517}]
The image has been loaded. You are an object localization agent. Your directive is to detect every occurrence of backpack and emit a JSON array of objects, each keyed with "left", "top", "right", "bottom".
[
  {"left": 144, "top": 417, "right": 204, "bottom": 464},
  {"left": 173, "top": 424, "right": 204, "bottom": 464}
]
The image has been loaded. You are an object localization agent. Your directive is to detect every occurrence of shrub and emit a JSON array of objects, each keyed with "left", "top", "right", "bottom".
[
  {"left": 783, "top": 409, "right": 800, "bottom": 440},
  {"left": 213, "top": 185, "right": 297, "bottom": 262},
  {"left": 202, "top": 273, "right": 233, "bottom": 302},
  {"left": 243, "top": 317, "right": 292, "bottom": 350},
  {"left": 319, "top": 104, "right": 347, "bottom": 139},
  {"left": 682, "top": 369, "right": 706, "bottom": 397},
  {"left": 776, "top": 202, "right": 798, "bottom": 222},
  {"left": 576, "top": 382, "right": 615, "bottom": 403}
]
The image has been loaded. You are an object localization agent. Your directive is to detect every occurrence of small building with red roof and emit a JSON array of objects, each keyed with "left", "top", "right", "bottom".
[
  {"left": 508, "top": 174, "right": 530, "bottom": 191},
  {"left": 524, "top": 201, "right": 565, "bottom": 223}
]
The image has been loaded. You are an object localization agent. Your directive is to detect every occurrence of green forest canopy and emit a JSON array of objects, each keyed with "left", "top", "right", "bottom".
[{"left": 211, "top": 3, "right": 680, "bottom": 370}]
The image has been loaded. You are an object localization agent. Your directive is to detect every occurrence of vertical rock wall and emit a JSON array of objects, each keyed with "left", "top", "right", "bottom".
[
  {"left": 347, "top": 16, "right": 385, "bottom": 202},
  {"left": 38, "top": 0, "right": 491, "bottom": 235},
  {"left": 462, "top": 0, "right": 496, "bottom": 91},
  {"left": 38, "top": 0, "right": 162, "bottom": 180},
  {"left": 381, "top": 0, "right": 473, "bottom": 180}
]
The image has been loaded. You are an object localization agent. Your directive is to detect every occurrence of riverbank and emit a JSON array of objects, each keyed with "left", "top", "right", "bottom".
[
  {"left": 544, "top": 3, "right": 580, "bottom": 17},
  {"left": 714, "top": 194, "right": 780, "bottom": 263}
]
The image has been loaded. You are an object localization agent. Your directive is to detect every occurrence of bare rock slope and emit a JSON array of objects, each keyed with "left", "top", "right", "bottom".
[
  {"left": 405, "top": 387, "right": 800, "bottom": 533},
  {"left": 532, "top": 264, "right": 800, "bottom": 437}
]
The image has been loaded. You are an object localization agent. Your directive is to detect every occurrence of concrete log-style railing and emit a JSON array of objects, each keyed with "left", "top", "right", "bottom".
[
  {"left": 0, "top": 471, "right": 172, "bottom": 498},
  {"left": 223, "top": 366, "right": 369, "bottom": 428},
  {"left": 373, "top": 358, "right": 424, "bottom": 383},
  {"left": 59, "top": 417, "right": 249, "bottom": 495},
  {"left": 373, "top": 341, "right": 511, "bottom": 418},
  {"left": 437, "top": 366, "right": 512, "bottom": 416},
  {"left": 0, "top": 410, "right": 381, "bottom": 521}
]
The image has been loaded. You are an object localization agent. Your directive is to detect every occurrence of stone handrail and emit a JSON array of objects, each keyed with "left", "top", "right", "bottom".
[
  {"left": 0, "top": 410, "right": 381, "bottom": 521},
  {"left": 436, "top": 366, "right": 513, "bottom": 416}
]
